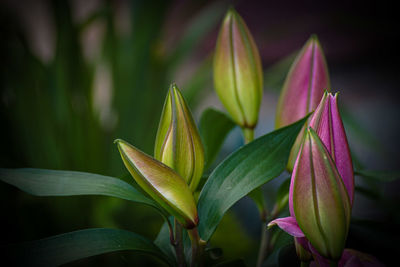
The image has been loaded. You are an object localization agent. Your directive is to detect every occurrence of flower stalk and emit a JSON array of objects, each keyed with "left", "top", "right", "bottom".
[{"left": 187, "top": 228, "right": 206, "bottom": 267}]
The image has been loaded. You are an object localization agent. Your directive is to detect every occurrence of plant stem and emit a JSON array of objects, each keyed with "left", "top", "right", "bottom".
[
  {"left": 174, "top": 218, "right": 186, "bottom": 267},
  {"left": 243, "top": 127, "right": 254, "bottom": 144},
  {"left": 187, "top": 227, "right": 205, "bottom": 267},
  {"left": 256, "top": 219, "right": 270, "bottom": 267}
]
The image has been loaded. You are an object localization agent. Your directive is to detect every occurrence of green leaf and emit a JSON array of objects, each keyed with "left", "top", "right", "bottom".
[
  {"left": 197, "top": 116, "right": 309, "bottom": 241},
  {"left": 199, "top": 108, "right": 236, "bottom": 169},
  {"left": 5, "top": 228, "right": 171, "bottom": 266},
  {"left": 354, "top": 169, "right": 400, "bottom": 182},
  {"left": 0, "top": 168, "right": 163, "bottom": 212}
]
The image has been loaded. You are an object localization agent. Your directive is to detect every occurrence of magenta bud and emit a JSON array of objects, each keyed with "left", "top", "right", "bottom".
[
  {"left": 309, "top": 91, "right": 354, "bottom": 203},
  {"left": 275, "top": 35, "right": 330, "bottom": 171}
]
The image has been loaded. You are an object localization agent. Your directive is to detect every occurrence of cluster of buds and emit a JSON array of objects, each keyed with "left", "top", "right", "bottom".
[
  {"left": 115, "top": 84, "right": 205, "bottom": 229},
  {"left": 212, "top": 8, "right": 359, "bottom": 264},
  {"left": 270, "top": 92, "right": 355, "bottom": 262},
  {"left": 268, "top": 34, "right": 358, "bottom": 264},
  {"left": 114, "top": 7, "right": 376, "bottom": 266}
]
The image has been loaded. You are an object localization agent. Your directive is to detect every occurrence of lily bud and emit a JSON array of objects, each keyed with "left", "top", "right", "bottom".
[
  {"left": 213, "top": 8, "right": 263, "bottom": 129},
  {"left": 275, "top": 35, "right": 330, "bottom": 171},
  {"left": 309, "top": 91, "right": 354, "bottom": 203},
  {"left": 115, "top": 139, "right": 198, "bottom": 229},
  {"left": 292, "top": 128, "right": 351, "bottom": 260},
  {"left": 269, "top": 94, "right": 354, "bottom": 261},
  {"left": 154, "top": 84, "right": 205, "bottom": 192}
]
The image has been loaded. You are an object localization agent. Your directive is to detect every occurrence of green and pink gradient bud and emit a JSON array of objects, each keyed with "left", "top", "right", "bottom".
[
  {"left": 269, "top": 92, "right": 355, "bottom": 261},
  {"left": 309, "top": 91, "right": 354, "bottom": 203},
  {"left": 292, "top": 128, "right": 351, "bottom": 260},
  {"left": 213, "top": 8, "right": 263, "bottom": 129},
  {"left": 115, "top": 139, "right": 198, "bottom": 229},
  {"left": 154, "top": 84, "right": 205, "bottom": 192},
  {"left": 275, "top": 35, "right": 330, "bottom": 171}
]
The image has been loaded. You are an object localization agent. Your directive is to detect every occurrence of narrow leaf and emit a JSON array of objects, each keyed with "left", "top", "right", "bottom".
[
  {"left": 0, "top": 168, "right": 161, "bottom": 211},
  {"left": 199, "top": 108, "right": 236, "bottom": 168},
  {"left": 5, "top": 228, "right": 171, "bottom": 266},
  {"left": 197, "top": 116, "right": 309, "bottom": 241}
]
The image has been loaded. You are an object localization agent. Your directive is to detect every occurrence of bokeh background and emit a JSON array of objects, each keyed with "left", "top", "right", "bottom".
[{"left": 1, "top": 0, "right": 399, "bottom": 266}]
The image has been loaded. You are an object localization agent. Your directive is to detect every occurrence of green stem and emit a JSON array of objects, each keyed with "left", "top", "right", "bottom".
[
  {"left": 256, "top": 220, "right": 270, "bottom": 267},
  {"left": 242, "top": 127, "right": 254, "bottom": 144},
  {"left": 173, "top": 218, "right": 186, "bottom": 267},
  {"left": 187, "top": 228, "right": 205, "bottom": 267}
]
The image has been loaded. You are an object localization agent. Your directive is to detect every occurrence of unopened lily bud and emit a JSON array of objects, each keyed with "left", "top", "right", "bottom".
[
  {"left": 309, "top": 91, "right": 354, "bottom": 203},
  {"left": 213, "top": 8, "right": 263, "bottom": 129},
  {"left": 275, "top": 35, "right": 330, "bottom": 171},
  {"left": 115, "top": 139, "right": 198, "bottom": 229},
  {"left": 154, "top": 84, "right": 204, "bottom": 192},
  {"left": 292, "top": 128, "right": 351, "bottom": 260}
]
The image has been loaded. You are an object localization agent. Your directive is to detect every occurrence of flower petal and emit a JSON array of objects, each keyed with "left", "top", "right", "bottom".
[{"left": 268, "top": 216, "right": 305, "bottom": 237}]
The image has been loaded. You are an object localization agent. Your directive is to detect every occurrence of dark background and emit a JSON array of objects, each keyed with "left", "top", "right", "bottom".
[{"left": 1, "top": 0, "right": 399, "bottom": 266}]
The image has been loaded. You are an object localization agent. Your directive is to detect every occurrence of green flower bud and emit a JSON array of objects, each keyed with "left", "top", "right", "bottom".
[
  {"left": 154, "top": 84, "right": 205, "bottom": 192},
  {"left": 213, "top": 8, "right": 263, "bottom": 129},
  {"left": 292, "top": 128, "right": 351, "bottom": 260},
  {"left": 115, "top": 139, "right": 198, "bottom": 229}
]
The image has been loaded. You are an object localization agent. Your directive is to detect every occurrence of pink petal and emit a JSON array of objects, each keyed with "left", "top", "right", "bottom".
[{"left": 268, "top": 216, "right": 305, "bottom": 237}]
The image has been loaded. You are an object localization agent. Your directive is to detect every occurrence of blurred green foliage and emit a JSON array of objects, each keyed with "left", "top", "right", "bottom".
[{"left": 0, "top": 0, "right": 228, "bottom": 264}]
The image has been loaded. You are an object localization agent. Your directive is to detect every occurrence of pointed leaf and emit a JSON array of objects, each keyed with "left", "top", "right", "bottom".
[
  {"left": 4, "top": 228, "right": 171, "bottom": 266},
  {"left": 197, "top": 115, "right": 309, "bottom": 241},
  {"left": 0, "top": 168, "right": 160, "bottom": 210}
]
